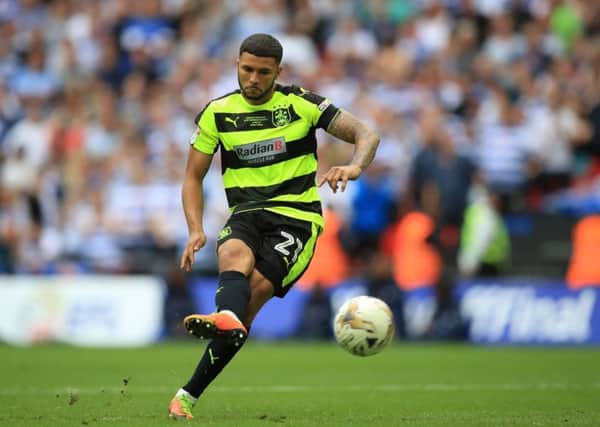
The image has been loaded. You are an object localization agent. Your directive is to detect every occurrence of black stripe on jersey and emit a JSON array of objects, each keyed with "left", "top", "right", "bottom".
[
  {"left": 317, "top": 106, "right": 340, "bottom": 130},
  {"left": 232, "top": 200, "right": 322, "bottom": 216},
  {"left": 214, "top": 106, "right": 301, "bottom": 132},
  {"left": 225, "top": 172, "right": 316, "bottom": 206},
  {"left": 276, "top": 85, "right": 340, "bottom": 130},
  {"left": 194, "top": 90, "right": 241, "bottom": 125},
  {"left": 276, "top": 84, "right": 327, "bottom": 106},
  {"left": 220, "top": 132, "right": 317, "bottom": 170}
]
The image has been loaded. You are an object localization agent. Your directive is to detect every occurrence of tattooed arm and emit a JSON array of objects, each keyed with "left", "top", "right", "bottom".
[{"left": 318, "top": 110, "right": 380, "bottom": 193}]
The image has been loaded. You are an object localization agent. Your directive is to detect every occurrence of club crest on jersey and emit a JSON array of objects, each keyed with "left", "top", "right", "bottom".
[{"left": 272, "top": 106, "right": 291, "bottom": 127}]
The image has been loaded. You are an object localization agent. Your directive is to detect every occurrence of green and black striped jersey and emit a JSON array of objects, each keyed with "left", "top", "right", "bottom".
[{"left": 191, "top": 84, "right": 341, "bottom": 228}]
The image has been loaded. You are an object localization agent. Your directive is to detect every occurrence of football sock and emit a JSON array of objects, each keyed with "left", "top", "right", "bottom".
[
  {"left": 215, "top": 270, "right": 251, "bottom": 320},
  {"left": 183, "top": 334, "right": 246, "bottom": 398}
]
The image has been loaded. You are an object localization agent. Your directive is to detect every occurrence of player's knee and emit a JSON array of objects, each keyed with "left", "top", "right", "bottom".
[
  {"left": 217, "top": 243, "right": 246, "bottom": 261},
  {"left": 217, "top": 240, "right": 254, "bottom": 273}
]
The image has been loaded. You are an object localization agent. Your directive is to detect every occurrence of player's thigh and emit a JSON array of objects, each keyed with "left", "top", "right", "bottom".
[
  {"left": 216, "top": 213, "right": 261, "bottom": 275},
  {"left": 217, "top": 238, "right": 255, "bottom": 275},
  {"left": 255, "top": 214, "right": 321, "bottom": 298}
]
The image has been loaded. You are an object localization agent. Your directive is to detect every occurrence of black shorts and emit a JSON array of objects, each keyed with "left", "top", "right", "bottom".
[{"left": 216, "top": 209, "right": 321, "bottom": 298}]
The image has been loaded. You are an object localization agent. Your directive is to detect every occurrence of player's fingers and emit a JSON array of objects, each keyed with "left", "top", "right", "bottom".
[
  {"left": 319, "top": 169, "right": 335, "bottom": 187},
  {"left": 181, "top": 247, "right": 194, "bottom": 271},
  {"left": 340, "top": 174, "right": 349, "bottom": 192},
  {"left": 180, "top": 254, "right": 189, "bottom": 270},
  {"left": 328, "top": 176, "right": 338, "bottom": 193},
  {"left": 331, "top": 169, "right": 344, "bottom": 192},
  {"left": 317, "top": 174, "right": 327, "bottom": 187},
  {"left": 335, "top": 169, "right": 346, "bottom": 189},
  {"left": 185, "top": 254, "right": 194, "bottom": 272}
]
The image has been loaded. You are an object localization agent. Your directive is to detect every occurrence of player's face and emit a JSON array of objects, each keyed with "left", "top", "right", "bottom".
[{"left": 237, "top": 52, "right": 281, "bottom": 104}]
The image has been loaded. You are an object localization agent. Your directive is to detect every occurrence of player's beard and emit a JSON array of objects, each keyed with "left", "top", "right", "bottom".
[{"left": 238, "top": 77, "right": 276, "bottom": 103}]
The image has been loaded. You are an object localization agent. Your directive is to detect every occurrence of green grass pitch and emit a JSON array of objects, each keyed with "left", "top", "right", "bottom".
[{"left": 1, "top": 341, "right": 599, "bottom": 426}]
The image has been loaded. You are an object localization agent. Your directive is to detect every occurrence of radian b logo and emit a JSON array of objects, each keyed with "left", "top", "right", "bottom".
[
  {"left": 234, "top": 137, "right": 287, "bottom": 165},
  {"left": 272, "top": 106, "right": 291, "bottom": 127}
]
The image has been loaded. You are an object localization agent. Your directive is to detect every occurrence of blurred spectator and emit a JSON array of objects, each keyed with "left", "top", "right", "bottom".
[
  {"left": 413, "top": 0, "right": 451, "bottom": 58},
  {"left": 458, "top": 185, "right": 511, "bottom": 278},
  {"left": 298, "top": 207, "right": 350, "bottom": 290},
  {"left": 2, "top": 97, "right": 52, "bottom": 190},
  {"left": 392, "top": 183, "right": 442, "bottom": 292},
  {"left": 340, "top": 162, "right": 397, "bottom": 261},
  {"left": 474, "top": 86, "right": 541, "bottom": 211},
  {"left": 482, "top": 13, "right": 526, "bottom": 65},
  {"left": 325, "top": 14, "right": 378, "bottom": 71},
  {"left": 549, "top": 0, "right": 584, "bottom": 51},
  {"left": 230, "top": 0, "right": 287, "bottom": 42},
  {"left": 8, "top": 36, "right": 60, "bottom": 99},
  {"left": 277, "top": 16, "right": 320, "bottom": 78},
  {"left": 410, "top": 104, "right": 475, "bottom": 228},
  {"left": 528, "top": 77, "right": 592, "bottom": 194},
  {"left": 566, "top": 215, "right": 600, "bottom": 289}
]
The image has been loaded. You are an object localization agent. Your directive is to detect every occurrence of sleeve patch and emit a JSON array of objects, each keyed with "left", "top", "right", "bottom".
[{"left": 317, "top": 99, "right": 331, "bottom": 112}]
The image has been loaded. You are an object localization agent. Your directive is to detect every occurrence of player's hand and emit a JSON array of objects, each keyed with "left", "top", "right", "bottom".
[
  {"left": 180, "top": 231, "right": 207, "bottom": 272},
  {"left": 318, "top": 165, "right": 362, "bottom": 193}
]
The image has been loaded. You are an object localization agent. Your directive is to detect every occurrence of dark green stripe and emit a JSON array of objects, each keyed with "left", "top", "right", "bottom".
[
  {"left": 221, "top": 132, "right": 316, "bottom": 170},
  {"left": 232, "top": 200, "right": 322, "bottom": 216},
  {"left": 215, "top": 105, "right": 301, "bottom": 132},
  {"left": 225, "top": 172, "right": 316, "bottom": 206}
]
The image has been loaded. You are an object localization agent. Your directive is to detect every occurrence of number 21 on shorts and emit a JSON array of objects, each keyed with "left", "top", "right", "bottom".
[{"left": 274, "top": 231, "right": 303, "bottom": 265}]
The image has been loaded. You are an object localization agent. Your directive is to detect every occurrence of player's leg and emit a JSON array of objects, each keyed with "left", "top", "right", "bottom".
[
  {"left": 170, "top": 216, "right": 259, "bottom": 419},
  {"left": 170, "top": 212, "right": 319, "bottom": 418},
  {"left": 169, "top": 269, "right": 274, "bottom": 418},
  {"left": 184, "top": 238, "right": 254, "bottom": 343},
  {"left": 181, "top": 269, "right": 275, "bottom": 393}
]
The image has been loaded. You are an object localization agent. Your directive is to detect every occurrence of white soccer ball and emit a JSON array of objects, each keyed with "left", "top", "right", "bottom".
[{"left": 333, "top": 296, "right": 394, "bottom": 357}]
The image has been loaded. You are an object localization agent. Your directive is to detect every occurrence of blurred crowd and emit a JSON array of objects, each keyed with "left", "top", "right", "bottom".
[{"left": 0, "top": 0, "right": 599, "bottom": 283}]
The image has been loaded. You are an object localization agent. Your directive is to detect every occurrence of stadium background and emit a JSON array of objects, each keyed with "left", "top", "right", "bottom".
[{"left": 1, "top": 0, "right": 600, "bottom": 346}]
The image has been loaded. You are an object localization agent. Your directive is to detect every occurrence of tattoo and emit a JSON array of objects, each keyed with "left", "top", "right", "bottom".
[
  {"left": 326, "top": 110, "right": 380, "bottom": 170},
  {"left": 326, "top": 110, "right": 361, "bottom": 142}
]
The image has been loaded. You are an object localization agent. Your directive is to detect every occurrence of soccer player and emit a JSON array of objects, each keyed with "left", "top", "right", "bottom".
[{"left": 168, "top": 33, "right": 380, "bottom": 419}]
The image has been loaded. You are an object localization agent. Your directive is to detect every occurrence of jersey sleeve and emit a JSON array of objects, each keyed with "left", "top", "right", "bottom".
[
  {"left": 294, "top": 87, "right": 340, "bottom": 130},
  {"left": 190, "top": 103, "right": 219, "bottom": 155}
]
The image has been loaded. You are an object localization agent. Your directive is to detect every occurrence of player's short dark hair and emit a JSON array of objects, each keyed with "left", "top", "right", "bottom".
[{"left": 239, "top": 33, "right": 283, "bottom": 64}]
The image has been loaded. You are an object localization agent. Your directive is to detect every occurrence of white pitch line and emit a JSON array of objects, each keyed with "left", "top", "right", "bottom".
[{"left": 0, "top": 383, "right": 599, "bottom": 396}]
